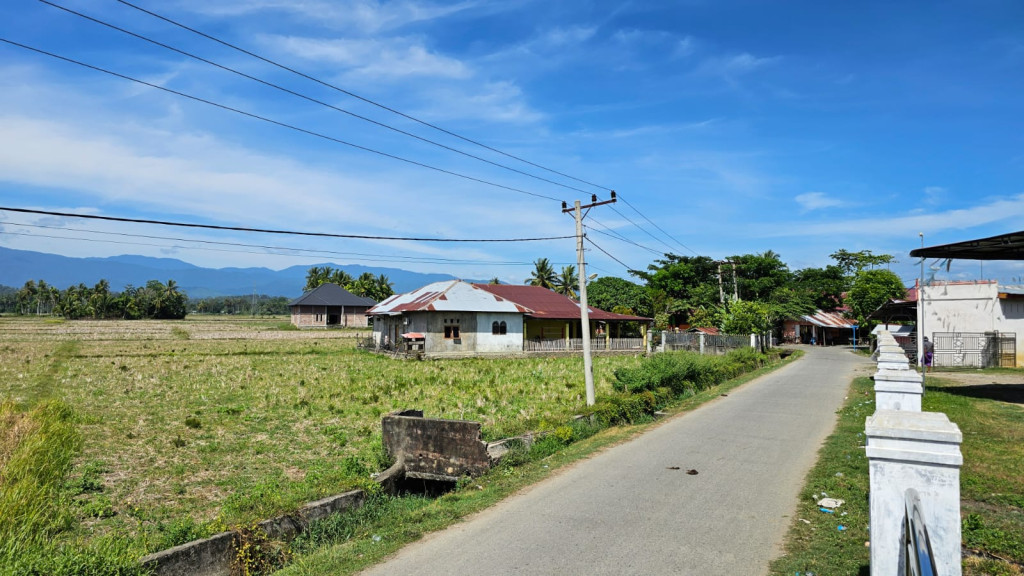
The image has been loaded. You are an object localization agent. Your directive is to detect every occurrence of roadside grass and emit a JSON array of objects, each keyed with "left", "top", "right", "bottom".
[
  {"left": 770, "top": 372, "right": 1024, "bottom": 576},
  {"left": 273, "top": 350, "right": 802, "bottom": 575},
  {"left": 769, "top": 376, "right": 874, "bottom": 576}
]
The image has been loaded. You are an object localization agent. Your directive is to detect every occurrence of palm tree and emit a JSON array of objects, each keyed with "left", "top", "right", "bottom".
[
  {"left": 525, "top": 258, "right": 557, "bottom": 290},
  {"left": 555, "top": 265, "right": 579, "bottom": 299}
]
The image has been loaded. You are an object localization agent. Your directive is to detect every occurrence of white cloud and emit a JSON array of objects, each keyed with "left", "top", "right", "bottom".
[
  {"left": 762, "top": 194, "right": 1024, "bottom": 239},
  {"left": 178, "top": 0, "right": 481, "bottom": 33},
  {"left": 923, "top": 186, "right": 947, "bottom": 205},
  {"left": 269, "top": 36, "right": 471, "bottom": 80},
  {"left": 414, "top": 81, "right": 543, "bottom": 124},
  {"left": 611, "top": 29, "right": 695, "bottom": 59},
  {"left": 795, "top": 191, "right": 844, "bottom": 211},
  {"left": 697, "top": 52, "right": 780, "bottom": 77}
]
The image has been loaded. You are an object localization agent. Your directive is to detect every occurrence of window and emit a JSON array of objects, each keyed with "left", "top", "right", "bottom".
[
  {"left": 444, "top": 318, "right": 460, "bottom": 339},
  {"left": 492, "top": 321, "right": 500, "bottom": 335},
  {"left": 499, "top": 321, "right": 507, "bottom": 335}
]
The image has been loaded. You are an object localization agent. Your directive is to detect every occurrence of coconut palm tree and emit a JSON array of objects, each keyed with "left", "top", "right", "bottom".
[
  {"left": 525, "top": 258, "right": 557, "bottom": 290},
  {"left": 555, "top": 265, "right": 579, "bottom": 299}
]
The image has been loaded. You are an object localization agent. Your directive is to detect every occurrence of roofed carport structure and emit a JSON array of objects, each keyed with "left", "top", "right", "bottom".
[
  {"left": 909, "top": 231, "right": 1024, "bottom": 369},
  {"left": 910, "top": 230, "right": 1024, "bottom": 261}
]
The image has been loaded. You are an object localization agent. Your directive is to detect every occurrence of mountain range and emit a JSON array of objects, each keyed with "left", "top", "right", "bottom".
[{"left": 0, "top": 246, "right": 461, "bottom": 299}]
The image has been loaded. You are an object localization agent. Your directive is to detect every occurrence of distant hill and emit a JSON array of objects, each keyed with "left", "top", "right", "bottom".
[{"left": 0, "top": 246, "right": 460, "bottom": 298}]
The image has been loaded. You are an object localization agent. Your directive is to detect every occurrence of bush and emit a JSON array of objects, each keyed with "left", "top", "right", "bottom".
[{"left": 614, "top": 348, "right": 777, "bottom": 397}]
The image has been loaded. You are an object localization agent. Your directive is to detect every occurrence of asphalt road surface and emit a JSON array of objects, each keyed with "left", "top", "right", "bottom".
[{"left": 360, "top": 346, "right": 869, "bottom": 576}]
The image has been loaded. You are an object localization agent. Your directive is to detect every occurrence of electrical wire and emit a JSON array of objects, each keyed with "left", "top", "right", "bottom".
[
  {"left": 114, "top": 0, "right": 613, "bottom": 193},
  {"left": 585, "top": 237, "right": 637, "bottom": 273},
  {"left": 584, "top": 224, "right": 662, "bottom": 256},
  {"left": 0, "top": 221, "right": 569, "bottom": 266},
  {"left": 0, "top": 38, "right": 563, "bottom": 203},
  {"left": 608, "top": 205, "right": 679, "bottom": 254},
  {"left": 0, "top": 206, "right": 573, "bottom": 242},
  {"left": 615, "top": 192, "right": 699, "bottom": 256},
  {"left": 38, "top": 0, "right": 590, "bottom": 198},
  {"left": 1, "top": 230, "right": 577, "bottom": 267}
]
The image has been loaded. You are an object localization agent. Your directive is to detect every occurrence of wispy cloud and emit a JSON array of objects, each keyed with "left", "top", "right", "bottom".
[
  {"left": 763, "top": 194, "right": 1024, "bottom": 238},
  {"left": 268, "top": 35, "right": 471, "bottom": 80},
  {"left": 696, "top": 52, "right": 780, "bottom": 80},
  {"left": 795, "top": 191, "right": 844, "bottom": 212},
  {"left": 414, "top": 81, "right": 543, "bottom": 123},
  {"left": 611, "top": 29, "right": 695, "bottom": 59},
  {"left": 179, "top": 0, "right": 482, "bottom": 33}
]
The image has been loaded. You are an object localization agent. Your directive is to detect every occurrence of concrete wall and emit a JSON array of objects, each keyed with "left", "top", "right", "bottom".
[
  {"left": 474, "top": 312, "right": 523, "bottom": 353},
  {"left": 918, "top": 281, "right": 1024, "bottom": 365},
  {"left": 372, "top": 312, "right": 523, "bottom": 355}
]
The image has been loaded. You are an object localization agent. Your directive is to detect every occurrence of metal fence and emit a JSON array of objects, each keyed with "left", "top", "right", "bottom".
[
  {"left": 662, "top": 332, "right": 753, "bottom": 354},
  {"left": 523, "top": 337, "right": 645, "bottom": 352},
  {"left": 932, "top": 331, "right": 1016, "bottom": 368}
]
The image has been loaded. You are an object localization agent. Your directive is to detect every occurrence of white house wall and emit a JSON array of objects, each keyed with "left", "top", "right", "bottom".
[
  {"left": 474, "top": 312, "right": 524, "bottom": 353},
  {"left": 919, "top": 281, "right": 1024, "bottom": 365}
]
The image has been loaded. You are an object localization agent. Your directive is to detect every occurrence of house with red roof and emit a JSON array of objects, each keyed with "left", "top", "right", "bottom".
[{"left": 367, "top": 280, "right": 651, "bottom": 356}]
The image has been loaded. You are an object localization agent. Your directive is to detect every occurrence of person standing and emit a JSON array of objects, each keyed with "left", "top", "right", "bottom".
[{"left": 923, "top": 336, "right": 934, "bottom": 372}]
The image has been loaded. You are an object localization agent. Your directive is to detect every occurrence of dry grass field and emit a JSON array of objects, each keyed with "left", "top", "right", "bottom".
[{"left": 0, "top": 316, "right": 641, "bottom": 557}]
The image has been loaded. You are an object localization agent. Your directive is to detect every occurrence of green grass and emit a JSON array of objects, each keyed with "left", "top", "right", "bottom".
[
  {"left": 273, "top": 350, "right": 802, "bottom": 575},
  {"left": 770, "top": 373, "right": 1024, "bottom": 576},
  {"left": 0, "top": 317, "right": 640, "bottom": 563},
  {"left": 0, "top": 317, "right": 796, "bottom": 575}
]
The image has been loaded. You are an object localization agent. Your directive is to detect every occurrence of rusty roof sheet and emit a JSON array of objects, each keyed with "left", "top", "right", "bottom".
[
  {"left": 799, "top": 309, "right": 858, "bottom": 328},
  {"left": 367, "top": 280, "right": 531, "bottom": 315},
  {"left": 473, "top": 284, "right": 651, "bottom": 322}
]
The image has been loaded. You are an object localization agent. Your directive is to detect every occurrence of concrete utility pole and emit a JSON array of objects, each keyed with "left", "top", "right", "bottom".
[
  {"left": 717, "top": 262, "right": 724, "bottom": 304},
  {"left": 563, "top": 192, "right": 617, "bottom": 406},
  {"left": 919, "top": 232, "right": 926, "bottom": 390}
]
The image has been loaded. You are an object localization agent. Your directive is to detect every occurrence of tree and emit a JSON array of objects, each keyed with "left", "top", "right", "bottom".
[
  {"left": 792, "top": 265, "right": 847, "bottom": 311},
  {"left": 525, "top": 258, "right": 557, "bottom": 290},
  {"left": 587, "top": 277, "right": 652, "bottom": 317},
  {"left": 830, "top": 249, "right": 896, "bottom": 275},
  {"left": 555, "top": 265, "right": 579, "bottom": 299},
  {"left": 721, "top": 300, "right": 774, "bottom": 334},
  {"left": 846, "top": 269, "right": 906, "bottom": 323},
  {"left": 631, "top": 254, "right": 719, "bottom": 323},
  {"left": 729, "top": 251, "right": 792, "bottom": 301}
]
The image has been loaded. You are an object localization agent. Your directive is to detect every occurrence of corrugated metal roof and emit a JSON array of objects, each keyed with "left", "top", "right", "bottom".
[
  {"left": 366, "top": 280, "right": 531, "bottom": 315},
  {"left": 474, "top": 284, "right": 651, "bottom": 321},
  {"left": 288, "top": 283, "right": 377, "bottom": 307},
  {"left": 998, "top": 284, "right": 1024, "bottom": 295},
  {"left": 799, "top": 310, "right": 858, "bottom": 328},
  {"left": 871, "top": 324, "right": 914, "bottom": 336}
]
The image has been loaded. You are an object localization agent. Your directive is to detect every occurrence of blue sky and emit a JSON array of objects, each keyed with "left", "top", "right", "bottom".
[{"left": 2, "top": 0, "right": 1023, "bottom": 287}]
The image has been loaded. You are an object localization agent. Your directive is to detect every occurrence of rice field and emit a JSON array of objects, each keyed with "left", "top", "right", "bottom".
[{"left": 0, "top": 316, "right": 641, "bottom": 555}]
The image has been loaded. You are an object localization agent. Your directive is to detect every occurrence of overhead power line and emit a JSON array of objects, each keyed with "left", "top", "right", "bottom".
[
  {"left": 0, "top": 221, "right": 569, "bottom": 266},
  {"left": 0, "top": 230, "right": 571, "bottom": 266},
  {"left": 585, "top": 237, "right": 637, "bottom": 273},
  {"left": 114, "top": 0, "right": 613, "bottom": 193},
  {"left": 0, "top": 207, "right": 573, "bottom": 242},
  {"left": 585, "top": 218, "right": 663, "bottom": 256},
  {"left": 39, "top": 0, "right": 591, "bottom": 198},
  {"left": 0, "top": 38, "right": 562, "bottom": 203},
  {"left": 615, "top": 192, "right": 699, "bottom": 256}
]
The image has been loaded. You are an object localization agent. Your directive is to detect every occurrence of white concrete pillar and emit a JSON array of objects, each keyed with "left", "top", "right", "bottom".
[
  {"left": 866, "top": 410, "right": 963, "bottom": 576},
  {"left": 873, "top": 368, "right": 923, "bottom": 412},
  {"left": 699, "top": 333, "right": 705, "bottom": 355}
]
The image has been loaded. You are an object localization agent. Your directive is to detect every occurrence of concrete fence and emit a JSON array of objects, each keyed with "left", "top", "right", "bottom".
[
  {"left": 659, "top": 331, "right": 770, "bottom": 354},
  {"left": 868, "top": 330, "right": 963, "bottom": 576}
]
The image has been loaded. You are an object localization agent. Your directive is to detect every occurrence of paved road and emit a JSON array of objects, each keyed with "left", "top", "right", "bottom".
[{"left": 361, "top": 346, "right": 869, "bottom": 576}]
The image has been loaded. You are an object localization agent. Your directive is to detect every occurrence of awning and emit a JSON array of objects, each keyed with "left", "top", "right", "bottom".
[{"left": 910, "top": 231, "right": 1024, "bottom": 261}]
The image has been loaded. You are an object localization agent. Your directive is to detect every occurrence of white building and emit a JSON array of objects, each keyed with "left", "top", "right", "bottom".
[{"left": 917, "top": 280, "right": 1024, "bottom": 367}]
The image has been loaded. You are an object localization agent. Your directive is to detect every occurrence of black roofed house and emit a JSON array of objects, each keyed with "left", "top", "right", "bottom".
[{"left": 289, "top": 283, "right": 376, "bottom": 328}]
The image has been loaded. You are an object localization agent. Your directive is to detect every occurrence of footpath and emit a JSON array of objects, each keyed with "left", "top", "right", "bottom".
[{"left": 360, "top": 346, "right": 870, "bottom": 576}]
